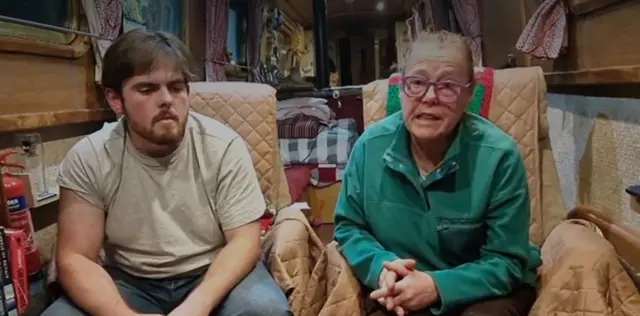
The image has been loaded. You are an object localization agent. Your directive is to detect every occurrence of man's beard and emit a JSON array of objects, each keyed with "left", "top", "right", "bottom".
[{"left": 124, "top": 108, "right": 187, "bottom": 147}]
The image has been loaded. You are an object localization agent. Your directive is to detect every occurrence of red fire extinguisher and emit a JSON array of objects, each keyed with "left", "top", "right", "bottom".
[{"left": 0, "top": 151, "right": 43, "bottom": 276}]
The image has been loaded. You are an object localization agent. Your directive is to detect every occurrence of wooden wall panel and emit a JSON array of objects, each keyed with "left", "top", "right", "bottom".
[
  {"left": 567, "top": 1, "right": 640, "bottom": 70},
  {"left": 0, "top": 52, "right": 97, "bottom": 116}
]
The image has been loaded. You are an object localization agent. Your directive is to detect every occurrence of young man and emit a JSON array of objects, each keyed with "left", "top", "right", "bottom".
[
  {"left": 41, "top": 29, "right": 291, "bottom": 316},
  {"left": 334, "top": 31, "right": 542, "bottom": 316}
]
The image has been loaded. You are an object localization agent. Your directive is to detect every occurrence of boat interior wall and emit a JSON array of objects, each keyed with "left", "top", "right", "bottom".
[{"left": 278, "top": 0, "right": 419, "bottom": 28}]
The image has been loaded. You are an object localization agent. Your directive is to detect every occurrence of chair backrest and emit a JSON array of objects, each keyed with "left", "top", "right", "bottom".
[
  {"left": 189, "top": 82, "right": 292, "bottom": 212},
  {"left": 361, "top": 67, "right": 566, "bottom": 245}
]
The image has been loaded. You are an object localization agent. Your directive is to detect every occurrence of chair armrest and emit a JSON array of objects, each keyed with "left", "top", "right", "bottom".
[
  {"left": 568, "top": 205, "right": 640, "bottom": 274},
  {"left": 531, "top": 218, "right": 640, "bottom": 315},
  {"left": 261, "top": 207, "right": 324, "bottom": 311}
]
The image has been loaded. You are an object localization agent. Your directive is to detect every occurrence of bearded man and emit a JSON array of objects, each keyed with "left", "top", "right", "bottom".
[
  {"left": 334, "top": 31, "right": 541, "bottom": 316},
  {"left": 41, "top": 29, "right": 291, "bottom": 316}
]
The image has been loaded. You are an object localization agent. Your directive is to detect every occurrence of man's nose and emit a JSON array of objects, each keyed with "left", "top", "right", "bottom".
[
  {"left": 157, "top": 86, "right": 173, "bottom": 107},
  {"left": 421, "top": 85, "right": 438, "bottom": 104}
]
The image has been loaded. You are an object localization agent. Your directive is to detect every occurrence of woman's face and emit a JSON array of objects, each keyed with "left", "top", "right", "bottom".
[{"left": 400, "top": 46, "right": 474, "bottom": 141}]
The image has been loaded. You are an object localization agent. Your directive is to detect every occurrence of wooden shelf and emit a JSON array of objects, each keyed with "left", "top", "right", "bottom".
[
  {"left": 545, "top": 65, "right": 640, "bottom": 86},
  {"left": 0, "top": 108, "right": 115, "bottom": 133}
]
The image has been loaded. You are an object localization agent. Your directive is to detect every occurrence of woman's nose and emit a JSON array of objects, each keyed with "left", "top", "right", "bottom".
[{"left": 421, "top": 85, "right": 438, "bottom": 104}]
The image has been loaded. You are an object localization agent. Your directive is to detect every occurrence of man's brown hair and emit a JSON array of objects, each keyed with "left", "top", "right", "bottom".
[
  {"left": 101, "top": 29, "right": 197, "bottom": 94},
  {"left": 402, "top": 30, "right": 475, "bottom": 79}
]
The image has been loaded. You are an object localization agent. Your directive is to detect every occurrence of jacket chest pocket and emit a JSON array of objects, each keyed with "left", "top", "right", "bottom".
[{"left": 435, "top": 218, "right": 486, "bottom": 263}]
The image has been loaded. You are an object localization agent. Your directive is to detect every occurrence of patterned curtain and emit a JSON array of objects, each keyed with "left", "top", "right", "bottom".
[
  {"left": 81, "top": 0, "right": 122, "bottom": 82},
  {"left": 246, "top": 0, "right": 265, "bottom": 83},
  {"left": 205, "top": 0, "right": 229, "bottom": 81},
  {"left": 451, "top": 0, "right": 484, "bottom": 66}
]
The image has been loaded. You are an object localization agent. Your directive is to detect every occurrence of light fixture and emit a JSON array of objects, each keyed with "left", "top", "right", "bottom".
[{"left": 376, "top": 1, "right": 385, "bottom": 11}]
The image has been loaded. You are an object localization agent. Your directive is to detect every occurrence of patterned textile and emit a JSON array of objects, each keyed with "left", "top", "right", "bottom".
[
  {"left": 385, "top": 68, "right": 495, "bottom": 118},
  {"left": 205, "top": 0, "right": 229, "bottom": 81},
  {"left": 122, "top": 0, "right": 145, "bottom": 31},
  {"left": 452, "top": 0, "right": 483, "bottom": 66},
  {"left": 121, "top": 0, "right": 182, "bottom": 36},
  {"left": 277, "top": 115, "right": 322, "bottom": 139},
  {"left": 279, "top": 119, "right": 358, "bottom": 166},
  {"left": 516, "top": 0, "right": 568, "bottom": 59},
  {"left": 81, "top": 0, "right": 122, "bottom": 82}
]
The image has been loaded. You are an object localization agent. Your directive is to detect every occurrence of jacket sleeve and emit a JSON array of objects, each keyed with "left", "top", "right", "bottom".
[
  {"left": 429, "top": 147, "right": 540, "bottom": 315},
  {"left": 334, "top": 139, "right": 399, "bottom": 290}
]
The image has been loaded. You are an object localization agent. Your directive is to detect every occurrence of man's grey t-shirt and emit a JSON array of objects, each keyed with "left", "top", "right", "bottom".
[{"left": 57, "top": 112, "right": 266, "bottom": 278}]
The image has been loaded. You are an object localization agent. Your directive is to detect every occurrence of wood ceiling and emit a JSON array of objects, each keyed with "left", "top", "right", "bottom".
[{"left": 278, "top": 0, "right": 419, "bottom": 28}]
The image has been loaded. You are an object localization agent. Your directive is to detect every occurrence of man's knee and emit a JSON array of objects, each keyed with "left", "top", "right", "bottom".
[
  {"left": 40, "top": 296, "right": 87, "bottom": 316},
  {"left": 217, "top": 261, "right": 291, "bottom": 316},
  {"left": 240, "top": 298, "right": 291, "bottom": 316}
]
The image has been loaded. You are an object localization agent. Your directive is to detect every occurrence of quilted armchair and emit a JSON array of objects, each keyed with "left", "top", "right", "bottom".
[{"left": 331, "top": 67, "right": 640, "bottom": 315}]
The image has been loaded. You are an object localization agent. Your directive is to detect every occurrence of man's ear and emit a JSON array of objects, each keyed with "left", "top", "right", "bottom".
[{"left": 104, "top": 88, "right": 124, "bottom": 116}]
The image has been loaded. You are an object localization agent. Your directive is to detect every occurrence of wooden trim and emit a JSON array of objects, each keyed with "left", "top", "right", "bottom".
[
  {"left": 545, "top": 65, "right": 640, "bottom": 86},
  {"left": 569, "top": 0, "right": 627, "bottom": 15},
  {"left": 0, "top": 33, "right": 90, "bottom": 58},
  {"left": 567, "top": 205, "right": 640, "bottom": 272},
  {"left": 0, "top": 109, "right": 115, "bottom": 133}
]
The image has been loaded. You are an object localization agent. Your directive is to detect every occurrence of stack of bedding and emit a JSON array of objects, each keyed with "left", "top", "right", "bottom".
[{"left": 276, "top": 97, "right": 358, "bottom": 201}]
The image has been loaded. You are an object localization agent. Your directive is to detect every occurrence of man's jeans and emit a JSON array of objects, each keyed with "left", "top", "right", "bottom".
[{"left": 40, "top": 261, "right": 291, "bottom": 315}]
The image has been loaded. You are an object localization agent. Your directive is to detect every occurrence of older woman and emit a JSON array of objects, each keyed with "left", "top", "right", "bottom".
[{"left": 334, "top": 31, "right": 541, "bottom": 316}]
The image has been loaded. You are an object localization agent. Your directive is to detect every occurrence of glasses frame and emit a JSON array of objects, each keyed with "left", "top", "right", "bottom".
[{"left": 401, "top": 75, "right": 473, "bottom": 103}]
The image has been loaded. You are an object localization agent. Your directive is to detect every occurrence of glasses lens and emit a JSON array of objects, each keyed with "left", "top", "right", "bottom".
[
  {"left": 403, "top": 77, "right": 427, "bottom": 97},
  {"left": 435, "top": 83, "right": 460, "bottom": 102}
]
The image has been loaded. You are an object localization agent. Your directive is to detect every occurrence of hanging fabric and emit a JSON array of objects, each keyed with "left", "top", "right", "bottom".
[
  {"left": 451, "top": 0, "right": 484, "bottom": 66},
  {"left": 204, "top": 0, "right": 229, "bottom": 81},
  {"left": 516, "top": 0, "right": 568, "bottom": 59},
  {"left": 81, "top": 0, "right": 122, "bottom": 82}
]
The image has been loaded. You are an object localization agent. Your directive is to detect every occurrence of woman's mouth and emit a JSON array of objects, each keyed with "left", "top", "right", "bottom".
[{"left": 416, "top": 113, "right": 441, "bottom": 121}]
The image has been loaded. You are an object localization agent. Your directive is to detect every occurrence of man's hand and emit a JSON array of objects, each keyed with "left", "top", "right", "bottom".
[
  {"left": 370, "top": 259, "right": 416, "bottom": 315},
  {"left": 385, "top": 262, "right": 439, "bottom": 311}
]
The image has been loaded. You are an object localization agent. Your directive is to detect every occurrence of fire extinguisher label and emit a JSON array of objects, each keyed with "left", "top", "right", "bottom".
[{"left": 6, "top": 196, "right": 27, "bottom": 212}]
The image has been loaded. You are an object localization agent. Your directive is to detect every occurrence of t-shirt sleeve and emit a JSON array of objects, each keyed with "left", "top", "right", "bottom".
[
  {"left": 57, "top": 137, "right": 105, "bottom": 210},
  {"left": 215, "top": 137, "right": 266, "bottom": 230}
]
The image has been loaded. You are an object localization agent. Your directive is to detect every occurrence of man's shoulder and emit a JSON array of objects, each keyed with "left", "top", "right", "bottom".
[
  {"left": 187, "top": 111, "right": 241, "bottom": 147},
  {"left": 67, "top": 120, "right": 125, "bottom": 161},
  {"left": 463, "top": 112, "right": 520, "bottom": 154}
]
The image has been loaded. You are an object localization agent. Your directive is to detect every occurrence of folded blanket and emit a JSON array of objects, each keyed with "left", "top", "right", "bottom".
[{"left": 385, "top": 68, "right": 495, "bottom": 118}]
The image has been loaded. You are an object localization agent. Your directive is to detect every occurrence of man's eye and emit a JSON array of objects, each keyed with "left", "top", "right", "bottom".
[
  {"left": 169, "top": 84, "right": 187, "bottom": 92},
  {"left": 137, "top": 86, "right": 155, "bottom": 94}
]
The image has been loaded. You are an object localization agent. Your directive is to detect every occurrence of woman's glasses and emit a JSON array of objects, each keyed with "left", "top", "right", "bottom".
[{"left": 402, "top": 76, "right": 472, "bottom": 103}]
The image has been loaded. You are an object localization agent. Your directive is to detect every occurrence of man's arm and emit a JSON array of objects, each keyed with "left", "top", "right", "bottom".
[
  {"left": 179, "top": 221, "right": 262, "bottom": 313},
  {"left": 55, "top": 138, "right": 141, "bottom": 316},
  {"left": 179, "top": 137, "right": 265, "bottom": 313},
  {"left": 428, "top": 148, "right": 539, "bottom": 315},
  {"left": 334, "top": 139, "right": 400, "bottom": 290},
  {"left": 56, "top": 189, "right": 137, "bottom": 316}
]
